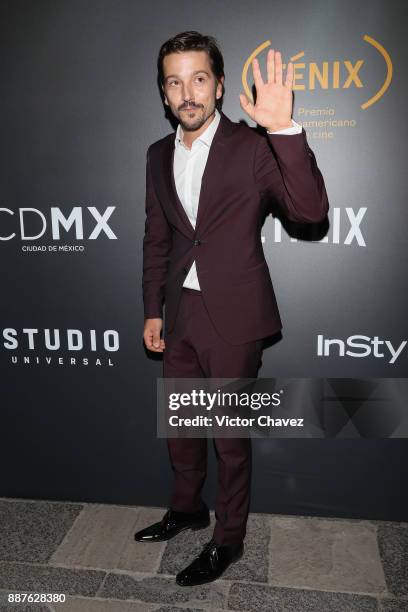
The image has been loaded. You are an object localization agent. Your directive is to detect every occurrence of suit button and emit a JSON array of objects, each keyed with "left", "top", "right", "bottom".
[
  {"left": 193, "top": 239, "right": 201, "bottom": 246},
  {"left": 182, "top": 267, "right": 188, "bottom": 274}
]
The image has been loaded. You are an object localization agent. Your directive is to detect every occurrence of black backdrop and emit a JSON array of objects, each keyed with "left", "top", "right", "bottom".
[{"left": 1, "top": 0, "right": 407, "bottom": 520}]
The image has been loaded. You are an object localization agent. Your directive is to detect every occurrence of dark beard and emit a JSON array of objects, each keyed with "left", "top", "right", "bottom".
[{"left": 180, "top": 107, "right": 213, "bottom": 132}]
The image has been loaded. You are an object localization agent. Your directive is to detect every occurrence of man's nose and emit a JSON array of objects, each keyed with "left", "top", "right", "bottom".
[{"left": 181, "top": 86, "right": 194, "bottom": 103}]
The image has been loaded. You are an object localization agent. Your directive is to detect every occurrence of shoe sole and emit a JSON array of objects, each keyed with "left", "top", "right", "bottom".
[{"left": 134, "top": 518, "right": 210, "bottom": 542}]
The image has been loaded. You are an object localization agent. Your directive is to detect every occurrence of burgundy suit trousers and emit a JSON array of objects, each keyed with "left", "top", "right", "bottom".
[{"left": 163, "top": 287, "right": 263, "bottom": 546}]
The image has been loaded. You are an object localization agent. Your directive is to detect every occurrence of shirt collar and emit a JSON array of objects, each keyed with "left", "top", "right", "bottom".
[{"left": 175, "top": 108, "right": 221, "bottom": 151}]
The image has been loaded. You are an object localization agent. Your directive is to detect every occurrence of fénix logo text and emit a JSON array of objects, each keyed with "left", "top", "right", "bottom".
[
  {"left": 0, "top": 207, "right": 117, "bottom": 241},
  {"left": 262, "top": 206, "right": 367, "bottom": 246},
  {"left": 2, "top": 328, "right": 120, "bottom": 367},
  {"left": 244, "top": 36, "right": 392, "bottom": 109},
  {"left": 317, "top": 335, "right": 407, "bottom": 364}
]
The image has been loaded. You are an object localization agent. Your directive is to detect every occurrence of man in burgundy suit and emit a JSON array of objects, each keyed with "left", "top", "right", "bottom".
[{"left": 135, "top": 31, "right": 329, "bottom": 586}]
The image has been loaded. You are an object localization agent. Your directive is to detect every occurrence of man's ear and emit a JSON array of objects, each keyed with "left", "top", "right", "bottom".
[{"left": 216, "top": 76, "right": 225, "bottom": 100}]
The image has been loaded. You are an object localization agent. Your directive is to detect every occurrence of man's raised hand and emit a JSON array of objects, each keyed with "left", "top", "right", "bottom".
[{"left": 239, "top": 49, "right": 294, "bottom": 132}]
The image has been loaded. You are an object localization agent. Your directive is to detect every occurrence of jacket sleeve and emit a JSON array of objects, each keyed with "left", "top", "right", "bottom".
[
  {"left": 142, "top": 148, "right": 172, "bottom": 319},
  {"left": 253, "top": 127, "right": 329, "bottom": 223}
]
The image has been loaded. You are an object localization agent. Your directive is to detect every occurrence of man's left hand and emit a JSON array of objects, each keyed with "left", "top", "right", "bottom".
[{"left": 240, "top": 48, "right": 294, "bottom": 132}]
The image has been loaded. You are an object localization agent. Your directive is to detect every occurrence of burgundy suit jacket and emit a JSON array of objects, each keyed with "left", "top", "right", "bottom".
[{"left": 142, "top": 110, "right": 329, "bottom": 345}]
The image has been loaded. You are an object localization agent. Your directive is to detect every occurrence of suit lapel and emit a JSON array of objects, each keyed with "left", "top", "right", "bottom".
[
  {"left": 163, "top": 144, "right": 194, "bottom": 236},
  {"left": 161, "top": 110, "right": 236, "bottom": 238}
]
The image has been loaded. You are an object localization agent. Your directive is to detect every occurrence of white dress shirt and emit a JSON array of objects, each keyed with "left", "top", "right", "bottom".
[{"left": 173, "top": 108, "right": 302, "bottom": 290}]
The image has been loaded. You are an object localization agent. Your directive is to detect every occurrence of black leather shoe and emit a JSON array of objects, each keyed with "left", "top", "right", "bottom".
[
  {"left": 134, "top": 504, "right": 210, "bottom": 542},
  {"left": 175, "top": 537, "right": 244, "bottom": 586}
]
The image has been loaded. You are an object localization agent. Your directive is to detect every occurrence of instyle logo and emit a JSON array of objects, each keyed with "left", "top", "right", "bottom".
[
  {"left": 317, "top": 335, "right": 407, "bottom": 364},
  {"left": 0, "top": 206, "right": 117, "bottom": 251},
  {"left": 2, "top": 327, "right": 119, "bottom": 367},
  {"left": 243, "top": 36, "right": 392, "bottom": 109}
]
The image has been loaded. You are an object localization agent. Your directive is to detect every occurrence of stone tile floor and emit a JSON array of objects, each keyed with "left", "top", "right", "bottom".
[{"left": 0, "top": 498, "right": 407, "bottom": 611}]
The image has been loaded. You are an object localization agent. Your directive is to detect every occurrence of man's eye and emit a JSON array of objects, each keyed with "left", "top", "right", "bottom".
[{"left": 196, "top": 77, "right": 205, "bottom": 82}]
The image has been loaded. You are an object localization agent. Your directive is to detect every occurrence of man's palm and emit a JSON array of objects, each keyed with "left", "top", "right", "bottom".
[{"left": 240, "top": 49, "right": 294, "bottom": 131}]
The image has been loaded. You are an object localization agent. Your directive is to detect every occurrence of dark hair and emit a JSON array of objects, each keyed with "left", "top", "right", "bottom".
[{"left": 157, "top": 30, "right": 225, "bottom": 110}]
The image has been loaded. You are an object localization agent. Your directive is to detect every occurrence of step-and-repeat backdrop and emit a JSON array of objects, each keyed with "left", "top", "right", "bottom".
[{"left": 1, "top": 1, "right": 406, "bottom": 519}]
